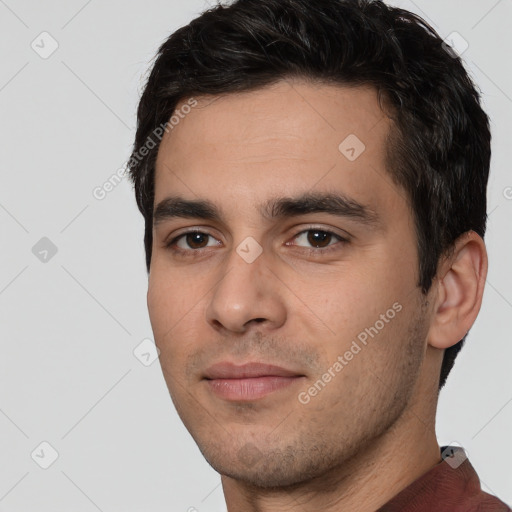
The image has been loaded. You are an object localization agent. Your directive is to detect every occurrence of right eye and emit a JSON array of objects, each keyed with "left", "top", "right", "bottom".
[{"left": 164, "top": 230, "right": 221, "bottom": 255}]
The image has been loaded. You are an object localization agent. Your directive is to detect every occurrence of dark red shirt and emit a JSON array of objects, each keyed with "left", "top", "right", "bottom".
[{"left": 378, "top": 446, "right": 511, "bottom": 511}]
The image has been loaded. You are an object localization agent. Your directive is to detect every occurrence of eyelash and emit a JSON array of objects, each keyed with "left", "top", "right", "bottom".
[{"left": 164, "top": 227, "right": 349, "bottom": 257}]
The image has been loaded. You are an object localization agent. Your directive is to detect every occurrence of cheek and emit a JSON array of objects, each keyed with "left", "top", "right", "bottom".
[
  {"left": 148, "top": 260, "right": 196, "bottom": 318},
  {"left": 147, "top": 275, "right": 170, "bottom": 338},
  {"left": 313, "top": 270, "right": 390, "bottom": 327},
  {"left": 147, "top": 272, "right": 193, "bottom": 355},
  {"left": 147, "top": 269, "right": 214, "bottom": 385},
  {"left": 307, "top": 262, "right": 412, "bottom": 369},
  {"left": 305, "top": 301, "right": 419, "bottom": 417}
]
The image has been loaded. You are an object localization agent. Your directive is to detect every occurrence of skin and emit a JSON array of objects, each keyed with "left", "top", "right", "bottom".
[{"left": 147, "top": 79, "right": 487, "bottom": 511}]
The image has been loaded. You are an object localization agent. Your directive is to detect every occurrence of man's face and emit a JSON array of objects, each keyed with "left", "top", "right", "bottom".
[{"left": 148, "top": 80, "right": 433, "bottom": 487}]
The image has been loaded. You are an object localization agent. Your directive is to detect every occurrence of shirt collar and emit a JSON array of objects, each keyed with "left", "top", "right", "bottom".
[{"left": 377, "top": 445, "right": 510, "bottom": 511}]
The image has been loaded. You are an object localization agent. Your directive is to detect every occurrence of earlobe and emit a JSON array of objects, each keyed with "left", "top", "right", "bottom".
[{"left": 427, "top": 231, "right": 488, "bottom": 350}]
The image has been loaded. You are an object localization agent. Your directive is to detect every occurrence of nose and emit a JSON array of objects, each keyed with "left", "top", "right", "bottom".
[{"left": 204, "top": 242, "right": 287, "bottom": 334}]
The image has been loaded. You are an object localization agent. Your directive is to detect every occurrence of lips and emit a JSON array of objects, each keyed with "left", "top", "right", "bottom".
[
  {"left": 203, "top": 361, "right": 303, "bottom": 380},
  {"left": 203, "top": 362, "right": 305, "bottom": 401}
]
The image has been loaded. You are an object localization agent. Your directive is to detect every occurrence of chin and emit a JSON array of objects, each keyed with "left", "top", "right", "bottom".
[{"left": 200, "top": 443, "right": 335, "bottom": 490}]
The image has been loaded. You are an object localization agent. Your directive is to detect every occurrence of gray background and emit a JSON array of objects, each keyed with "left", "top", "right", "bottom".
[{"left": 0, "top": 0, "right": 510, "bottom": 510}]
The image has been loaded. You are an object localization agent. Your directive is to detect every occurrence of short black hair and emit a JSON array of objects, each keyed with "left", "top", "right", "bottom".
[{"left": 127, "top": 0, "right": 491, "bottom": 390}]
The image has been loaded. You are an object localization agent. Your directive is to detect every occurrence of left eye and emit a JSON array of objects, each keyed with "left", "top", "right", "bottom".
[{"left": 287, "top": 229, "right": 347, "bottom": 251}]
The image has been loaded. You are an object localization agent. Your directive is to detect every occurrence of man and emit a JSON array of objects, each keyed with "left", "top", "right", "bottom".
[{"left": 127, "top": 0, "right": 510, "bottom": 510}]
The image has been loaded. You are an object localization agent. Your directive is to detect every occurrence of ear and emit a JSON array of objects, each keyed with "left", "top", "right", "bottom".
[{"left": 427, "top": 231, "right": 488, "bottom": 349}]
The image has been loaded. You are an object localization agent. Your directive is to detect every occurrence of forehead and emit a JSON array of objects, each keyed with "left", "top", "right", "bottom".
[{"left": 153, "top": 79, "right": 405, "bottom": 224}]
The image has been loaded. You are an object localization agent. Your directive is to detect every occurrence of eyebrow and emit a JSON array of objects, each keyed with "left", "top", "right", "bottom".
[{"left": 153, "top": 192, "right": 381, "bottom": 229}]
